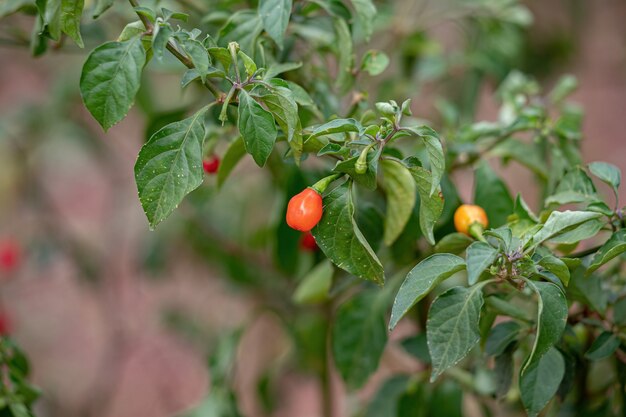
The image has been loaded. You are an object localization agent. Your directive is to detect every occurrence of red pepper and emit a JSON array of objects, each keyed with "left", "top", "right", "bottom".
[{"left": 286, "top": 188, "right": 323, "bottom": 232}]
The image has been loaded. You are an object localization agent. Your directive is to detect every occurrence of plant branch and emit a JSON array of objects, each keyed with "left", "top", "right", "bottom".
[{"left": 127, "top": 0, "right": 223, "bottom": 98}]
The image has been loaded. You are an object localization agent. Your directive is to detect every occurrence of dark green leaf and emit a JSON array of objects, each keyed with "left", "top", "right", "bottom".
[
  {"left": 466, "top": 241, "right": 498, "bottom": 286},
  {"left": 520, "top": 347, "right": 565, "bottom": 417},
  {"left": 427, "top": 282, "right": 490, "bottom": 381},
  {"left": 333, "top": 147, "right": 381, "bottom": 190},
  {"left": 258, "top": 0, "right": 292, "bottom": 48},
  {"left": 237, "top": 89, "right": 277, "bottom": 167},
  {"left": 389, "top": 254, "right": 466, "bottom": 330},
  {"left": 410, "top": 166, "right": 444, "bottom": 244},
  {"left": 312, "top": 181, "right": 384, "bottom": 284},
  {"left": 494, "top": 347, "right": 515, "bottom": 397},
  {"left": 365, "top": 376, "right": 410, "bottom": 417},
  {"left": 134, "top": 109, "right": 207, "bottom": 229},
  {"left": 485, "top": 321, "right": 521, "bottom": 356},
  {"left": 585, "top": 331, "right": 620, "bottom": 360},
  {"left": 569, "top": 267, "right": 607, "bottom": 314},
  {"left": 434, "top": 233, "right": 474, "bottom": 254},
  {"left": 80, "top": 37, "right": 146, "bottom": 130},
  {"left": 538, "top": 255, "right": 570, "bottom": 286},
  {"left": 381, "top": 159, "right": 416, "bottom": 246},
  {"left": 474, "top": 161, "right": 514, "bottom": 228},
  {"left": 310, "top": 118, "right": 361, "bottom": 138},
  {"left": 522, "top": 281, "right": 568, "bottom": 373},
  {"left": 401, "top": 334, "right": 431, "bottom": 363},
  {"left": 255, "top": 87, "right": 302, "bottom": 162},
  {"left": 332, "top": 290, "right": 387, "bottom": 388},
  {"left": 217, "top": 137, "right": 246, "bottom": 188}
]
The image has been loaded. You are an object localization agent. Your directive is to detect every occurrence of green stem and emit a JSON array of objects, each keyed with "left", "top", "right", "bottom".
[
  {"left": 311, "top": 173, "right": 343, "bottom": 194},
  {"left": 127, "top": 0, "right": 222, "bottom": 98}
]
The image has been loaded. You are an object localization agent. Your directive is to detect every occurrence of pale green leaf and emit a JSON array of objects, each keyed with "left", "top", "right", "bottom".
[
  {"left": 531, "top": 210, "right": 602, "bottom": 247},
  {"left": 350, "top": 0, "right": 376, "bottom": 40}
]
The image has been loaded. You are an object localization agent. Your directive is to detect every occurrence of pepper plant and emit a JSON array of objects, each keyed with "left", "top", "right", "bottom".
[{"left": 1, "top": 0, "right": 625, "bottom": 416}]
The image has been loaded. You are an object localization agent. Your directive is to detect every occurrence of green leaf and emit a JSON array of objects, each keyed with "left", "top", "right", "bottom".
[
  {"left": 389, "top": 254, "right": 466, "bottom": 331},
  {"left": 485, "top": 321, "right": 521, "bottom": 356},
  {"left": 237, "top": 50, "right": 257, "bottom": 77},
  {"left": 310, "top": 118, "right": 361, "bottom": 138},
  {"left": 546, "top": 167, "right": 599, "bottom": 206},
  {"left": 531, "top": 210, "right": 602, "bottom": 247},
  {"left": 585, "top": 331, "right": 620, "bottom": 360},
  {"left": 134, "top": 109, "right": 207, "bottom": 229},
  {"left": 522, "top": 281, "right": 568, "bottom": 373},
  {"left": 152, "top": 23, "right": 173, "bottom": 61},
  {"left": 434, "top": 233, "right": 474, "bottom": 255},
  {"left": 569, "top": 268, "right": 607, "bottom": 314},
  {"left": 255, "top": 87, "right": 302, "bottom": 162},
  {"left": 613, "top": 297, "right": 626, "bottom": 326},
  {"left": 589, "top": 161, "right": 621, "bottom": 193},
  {"left": 474, "top": 161, "right": 514, "bottom": 228},
  {"left": 538, "top": 255, "right": 570, "bottom": 286},
  {"left": 365, "top": 376, "right": 410, "bottom": 417},
  {"left": 350, "top": 0, "right": 376, "bottom": 40},
  {"left": 406, "top": 126, "right": 445, "bottom": 196},
  {"left": 466, "top": 242, "right": 498, "bottom": 286},
  {"left": 333, "top": 17, "right": 354, "bottom": 94},
  {"left": 410, "top": 166, "right": 445, "bottom": 244},
  {"left": 381, "top": 160, "right": 416, "bottom": 246},
  {"left": 218, "top": 11, "right": 263, "bottom": 54},
  {"left": 333, "top": 147, "right": 381, "bottom": 190},
  {"left": 182, "top": 39, "right": 210, "bottom": 82},
  {"left": 60, "top": 0, "right": 84, "bottom": 47},
  {"left": 427, "top": 282, "right": 491, "bottom": 381},
  {"left": 80, "top": 37, "right": 146, "bottom": 130},
  {"left": 0, "top": 0, "right": 35, "bottom": 18},
  {"left": 360, "top": 50, "right": 389, "bottom": 76},
  {"left": 263, "top": 62, "right": 302, "bottom": 80},
  {"left": 217, "top": 137, "right": 246, "bottom": 189},
  {"left": 39, "top": 0, "right": 62, "bottom": 40},
  {"left": 520, "top": 347, "right": 565, "bottom": 417},
  {"left": 293, "top": 260, "right": 333, "bottom": 305},
  {"left": 490, "top": 138, "right": 547, "bottom": 179},
  {"left": 237, "top": 89, "right": 277, "bottom": 167},
  {"left": 92, "top": 0, "right": 113, "bottom": 18},
  {"left": 332, "top": 290, "right": 387, "bottom": 388},
  {"left": 588, "top": 230, "right": 626, "bottom": 275},
  {"left": 401, "top": 334, "right": 431, "bottom": 363},
  {"left": 312, "top": 181, "right": 384, "bottom": 284},
  {"left": 258, "top": 0, "right": 292, "bottom": 49},
  {"left": 549, "top": 75, "right": 578, "bottom": 104}
]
